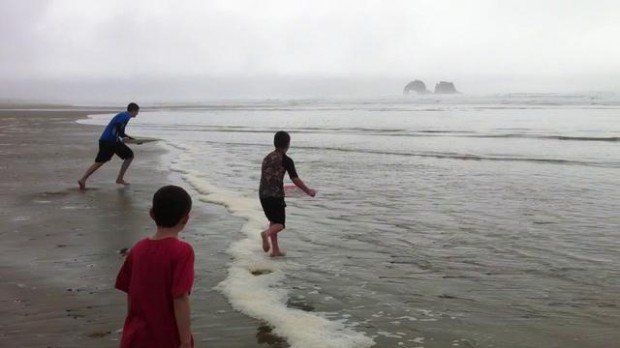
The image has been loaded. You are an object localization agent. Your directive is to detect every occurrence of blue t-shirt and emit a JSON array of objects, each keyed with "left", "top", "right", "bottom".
[{"left": 100, "top": 112, "right": 132, "bottom": 142}]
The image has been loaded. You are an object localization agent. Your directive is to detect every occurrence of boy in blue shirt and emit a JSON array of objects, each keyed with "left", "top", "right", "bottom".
[{"left": 78, "top": 103, "right": 139, "bottom": 190}]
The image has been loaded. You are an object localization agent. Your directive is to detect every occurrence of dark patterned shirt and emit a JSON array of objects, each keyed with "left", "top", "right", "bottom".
[{"left": 259, "top": 150, "right": 298, "bottom": 198}]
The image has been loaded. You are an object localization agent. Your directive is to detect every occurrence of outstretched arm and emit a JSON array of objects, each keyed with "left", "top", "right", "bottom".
[
  {"left": 284, "top": 155, "right": 316, "bottom": 197},
  {"left": 114, "top": 122, "right": 133, "bottom": 141},
  {"left": 119, "top": 123, "right": 134, "bottom": 140},
  {"left": 292, "top": 177, "right": 316, "bottom": 197},
  {"left": 174, "top": 293, "right": 192, "bottom": 347}
]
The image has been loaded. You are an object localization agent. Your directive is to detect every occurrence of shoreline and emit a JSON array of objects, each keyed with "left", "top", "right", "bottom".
[{"left": 0, "top": 107, "right": 274, "bottom": 347}]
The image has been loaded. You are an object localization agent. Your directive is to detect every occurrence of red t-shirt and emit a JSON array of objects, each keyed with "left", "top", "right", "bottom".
[{"left": 115, "top": 237, "right": 195, "bottom": 348}]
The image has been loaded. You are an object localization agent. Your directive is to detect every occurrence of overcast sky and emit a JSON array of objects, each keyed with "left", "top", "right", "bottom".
[{"left": 1, "top": 0, "right": 619, "bottom": 101}]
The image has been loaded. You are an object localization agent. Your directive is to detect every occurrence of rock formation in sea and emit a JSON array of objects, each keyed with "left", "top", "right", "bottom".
[
  {"left": 403, "top": 80, "right": 429, "bottom": 95},
  {"left": 434, "top": 81, "right": 458, "bottom": 94}
]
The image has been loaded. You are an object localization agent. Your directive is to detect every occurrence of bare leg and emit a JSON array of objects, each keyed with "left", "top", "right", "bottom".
[
  {"left": 78, "top": 162, "right": 105, "bottom": 190},
  {"left": 260, "top": 221, "right": 284, "bottom": 252},
  {"left": 260, "top": 222, "right": 284, "bottom": 253},
  {"left": 260, "top": 229, "right": 271, "bottom": 252},
  {"left": 116, "top": 157, "right": 133, "bottom": 185},
  {"left": 268, "top": 223, "right": 285, "bottom": 257}
]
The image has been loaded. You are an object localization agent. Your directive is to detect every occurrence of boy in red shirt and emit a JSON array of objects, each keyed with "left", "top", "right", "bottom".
[{"left": 115, "top": 185, "right": 194, "bottom": 348}]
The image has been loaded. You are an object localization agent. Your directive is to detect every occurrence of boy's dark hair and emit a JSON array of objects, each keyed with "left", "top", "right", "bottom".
[
  {"left": 127, "top": 102, "right": 140, "bottom": 112},
  {"left": 274, "top": 131, "right": 290, "bottom": 149},
  {"left": 152, "top": 185, "right": 192, "bottom": 227}
]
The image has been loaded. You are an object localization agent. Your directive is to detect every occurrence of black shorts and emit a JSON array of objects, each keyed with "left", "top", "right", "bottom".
[
  {"left": 95, "top": 140, "right": 134, "bottom": 163},
  {"left": 260, "top": 197, "right": 286, "bottom": 227}
]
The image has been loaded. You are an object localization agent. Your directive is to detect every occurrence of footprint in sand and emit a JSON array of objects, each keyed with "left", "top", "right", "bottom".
[{"left": 88, "top": 330, "right": 112, "bottom": 338}]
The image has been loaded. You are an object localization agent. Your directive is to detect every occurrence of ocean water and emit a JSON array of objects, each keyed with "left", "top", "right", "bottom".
[{"left": 80, "top": 94, "right": 620, "bottom": 348}]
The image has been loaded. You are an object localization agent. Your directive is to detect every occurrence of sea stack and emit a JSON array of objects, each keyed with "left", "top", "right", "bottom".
[
  {"left": 403, "top": 80, "right": 430, "bottom": 95},
  {"left": 434, "top": 81, "right": 458, "bottom": 94}
]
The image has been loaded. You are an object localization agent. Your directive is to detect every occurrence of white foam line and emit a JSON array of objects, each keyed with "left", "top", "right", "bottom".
[{"left": 165, "top": 143, "right": 374, "bottom": 348}]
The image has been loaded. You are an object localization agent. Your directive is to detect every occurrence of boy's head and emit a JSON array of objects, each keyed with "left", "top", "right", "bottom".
[
  {"left": 127, "top": 102, "right": 140, "bottom": 117},
  {"left": 274, "top": 131, "right": 290, "bottom": 151},
  {"left": 150, "top": 185, "right": 192, "bottom": 228}
]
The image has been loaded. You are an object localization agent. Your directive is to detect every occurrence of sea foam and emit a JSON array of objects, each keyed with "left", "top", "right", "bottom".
[{"left": 165, "top": 142, "right": 374, "bottom": 348}]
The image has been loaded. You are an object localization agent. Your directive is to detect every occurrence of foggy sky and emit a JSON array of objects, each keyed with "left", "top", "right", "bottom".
[{"left": 1, "top": 0, "right": 619, "bottom": 101}]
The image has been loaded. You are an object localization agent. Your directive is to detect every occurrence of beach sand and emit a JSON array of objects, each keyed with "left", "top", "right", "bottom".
[{"left": 0, "top": 108, "right": 283, "bottom": 347}]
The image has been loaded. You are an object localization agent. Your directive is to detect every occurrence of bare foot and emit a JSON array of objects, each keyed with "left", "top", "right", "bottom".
[
  {"left": 270, "top": 251, "right": 286, "bottom": 258},
  {"left": 78, "top": 180, "right": 86, "bottom": 190},
  {"left": 261, "top": 231, "right": 270, "bottom": 252},
  {"left": 116, "top": 179, "right": 130, "bottom": 186}
]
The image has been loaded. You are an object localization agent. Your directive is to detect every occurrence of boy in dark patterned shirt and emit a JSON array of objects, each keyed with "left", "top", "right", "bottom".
[{"left": 259, "top": 131, "right": 316, "bottom": 257}]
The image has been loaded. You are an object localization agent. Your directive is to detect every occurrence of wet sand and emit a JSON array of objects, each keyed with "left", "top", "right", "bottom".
[{"left": 0, "top": 108, "right": 282, "bottom": 347}]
